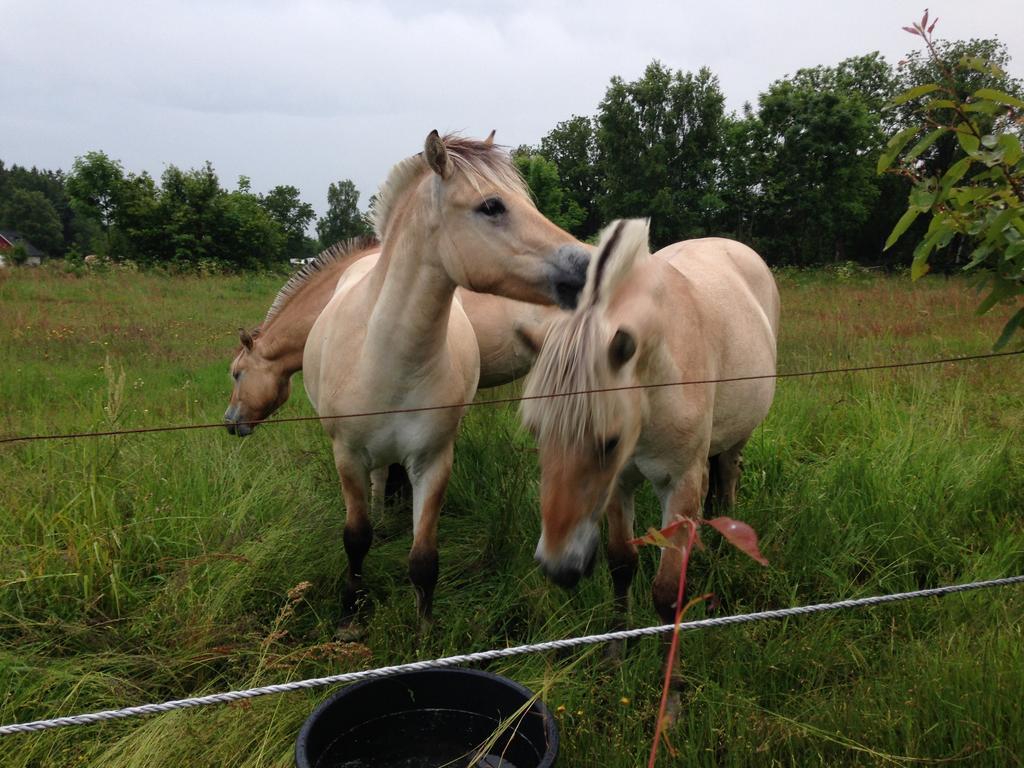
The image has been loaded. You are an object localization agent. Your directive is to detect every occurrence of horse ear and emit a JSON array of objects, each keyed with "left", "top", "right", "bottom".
[
  {"left": 608, "top": 328, "right": 636, "bottom": 370},
  {"left": 239, "top": 328, "right": 254, "bottom": 351},
  {"left": 424, "top": 130, "right": 452, "bottom": 179},
  {"left": 483, "top": 129, "right": 496, "bottom": 147}
]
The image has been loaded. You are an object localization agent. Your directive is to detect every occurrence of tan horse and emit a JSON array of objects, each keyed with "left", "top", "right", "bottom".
[
  {"left": 304, "top": 131, "right": 589, "bottom": 622},
  {"left": 224, "top": 238, "right": 559, "bottom": 435},
  {"left": 520, "top": 219, "right": 779, "bottom": 626}
]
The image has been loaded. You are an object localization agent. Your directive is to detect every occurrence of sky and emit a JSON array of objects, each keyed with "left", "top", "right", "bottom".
[{"left": 2, "top": 1, "right": 1022, "bottom": 222}]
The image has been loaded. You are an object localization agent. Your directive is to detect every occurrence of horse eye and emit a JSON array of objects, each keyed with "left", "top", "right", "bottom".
[
  {"left": 232, "top": 371, "right": 240, "bottom": 382},
  {"left": 600, "top": 436, "right": 620, "bottom": 457},
  {"left": 475, "top": 197, "right": 506, "bottom": 217}
]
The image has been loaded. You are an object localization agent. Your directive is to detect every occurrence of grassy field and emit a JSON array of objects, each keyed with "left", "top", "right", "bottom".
[{"left": 1, "top": 263, "right": 1022, "bottom": 767}]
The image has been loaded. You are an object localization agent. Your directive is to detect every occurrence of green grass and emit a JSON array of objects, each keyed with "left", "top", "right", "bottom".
[{"left": 1, "top": 263, "right": 1022, "bottom": 766}]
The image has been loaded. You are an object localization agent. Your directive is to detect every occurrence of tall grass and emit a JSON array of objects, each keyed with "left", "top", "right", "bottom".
[{"left": 0, "top": 263, "right": 1021, "bottom": 766}]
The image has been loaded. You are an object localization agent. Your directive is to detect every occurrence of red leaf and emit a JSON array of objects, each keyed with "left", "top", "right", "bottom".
[
  {"left": 921, "top": 9, "right": 929, "bottom": 30},
  {"left": 705, "top": 517, "right": 769, "bottom": 566},
  {"left": 927, "top": 17, "right": 938, "bottom": 34},
  {"left": 903, "top": 25, "right": 921, "bottom": 36},
  {"left": 628, "top": 517, "right": 696, "bottom": 548}
]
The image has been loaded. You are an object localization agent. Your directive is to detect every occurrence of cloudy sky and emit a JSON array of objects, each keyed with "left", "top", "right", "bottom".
[{"left": 2, "top": 1, "right": 1021, "bottom": 220}]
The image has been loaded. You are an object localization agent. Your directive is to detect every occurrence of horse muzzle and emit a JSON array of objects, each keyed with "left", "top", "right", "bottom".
[
  {"left": 223, "top": 406, "right": 254, "bottom": 437},
  {"left": 535, "top": 519, "right": 599, "bottom": 590},
  {"left": 549, "top": 244, "right": 590, "bottom": 309}
]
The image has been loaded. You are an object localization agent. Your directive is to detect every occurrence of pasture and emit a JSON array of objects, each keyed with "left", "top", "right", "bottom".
[{"left": 1, "top": 264, "right": 1022, "bottom": 767}]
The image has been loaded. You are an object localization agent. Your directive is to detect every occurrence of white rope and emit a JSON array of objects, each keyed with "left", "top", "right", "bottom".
[{"left": 2, "top": 574, "right": 1022, "bottom": 736}]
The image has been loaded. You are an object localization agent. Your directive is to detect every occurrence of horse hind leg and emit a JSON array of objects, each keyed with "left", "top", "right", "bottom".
[
  {"left": 705, "top": 440, "right": 746, "bottom": 514},
  {"left": 716, "top": 441, "right": 746, "bottom": 510}
]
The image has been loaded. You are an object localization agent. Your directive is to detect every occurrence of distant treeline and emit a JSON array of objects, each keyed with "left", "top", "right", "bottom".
[
  {"left": 0, "top": 155, "right": 372, "bottom": 270},
  {"left": 517, "top": 37, "right": 1023, "bottom": 268},
  {"left": 1, "top": 35, "right": 1020, "bottom": 270}
]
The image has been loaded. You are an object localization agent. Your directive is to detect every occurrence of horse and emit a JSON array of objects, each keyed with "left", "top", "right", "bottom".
[
  {"left": 304, "top": 131, "right": 590, "bottom": 624},
  {"left": 519, "top": 218, "right": 779, "bottom": 628},
  {"left": 224, "top": 236, "right": 378, "bottom": 436},
  {"left": 224, "top": 238, "right": 559, "bottom": 435}
]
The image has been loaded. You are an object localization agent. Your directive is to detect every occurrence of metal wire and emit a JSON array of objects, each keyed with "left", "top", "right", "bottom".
[
  {"left": 2, "top": 573, "right": 1021, "bottom": 736},
  {"left": 1, "top": 349, "right": 1020, "bottom": 446}
]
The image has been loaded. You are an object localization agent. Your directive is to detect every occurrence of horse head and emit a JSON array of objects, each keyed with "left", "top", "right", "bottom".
[
  {"left": 520, "top": 220, "right": 652, "bottom": 587},
  {"left": 373, "top": 130, "right": 591, "bottom": 309},
  {"left": 224, "top": 327, "right": 291, "bottom": 436}
]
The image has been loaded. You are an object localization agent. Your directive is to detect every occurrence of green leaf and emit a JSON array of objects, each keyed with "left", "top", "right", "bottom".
[
  {"left": 973, "top": 88, "right": 1024, "bottom": 109},
  {"left": 993, "top": 307, "right": 1024, "bottom": 351},
  {"left": 877, "top": 126, "right": 920, "bottom": 173},
  {"left": 998, "top": 134, "right": 1022, "bottom": 166},
  {"left": 976, "top": 279, "right": 1013, "bottom": 315},
  {"left": 938, "top": 156, "right": 973, "bottom": 202},
  {"left": 911, "top": 234, "right": 938, "bottom": 280},
  {"left": 925, "top": 99, "right": 958, "bottom": 111},
  {"left": 957, "top": 128, "right": 980, "bottom": 154},
  {"left": 887, "top": 83, "right": 942, "bottom": 107},
  {"left": 908, "top": 179, "right": 939, "bottom": 211},
  {"left": 964, "top": 242, "right": 993, "bottom": 270},
  {"left": 960, "top": 56, "right": 1005, "bottom": 77},
  {"left": 963, "top": 101, "right": 1000, "bottom": 114},
  {"left": 885, "top": 208, "right": 921, "bottom": 250},
  {"left": 906, "top": 128, "right": 947, "bottom": 161}
]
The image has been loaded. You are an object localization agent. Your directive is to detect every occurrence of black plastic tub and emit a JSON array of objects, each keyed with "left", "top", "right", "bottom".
[{"left": 294, "top": 667, "right": 558, "bottom": 768}]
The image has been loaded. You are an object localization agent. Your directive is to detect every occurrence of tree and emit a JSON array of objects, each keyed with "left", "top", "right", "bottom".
[
  {"left": 513, "top": 153, "right": 585, "bottom": 233},
  {"left": 260, "top": 185, "right": 315, "bottom": 260},
  {"left": 154, "top": 162, "right": 286, "bottom": 269},
  {"left": 538, "top": 116, "right": 601, "bottom": 238},
  {"left": 66, "top": 151, "right": 126, "bottom": 235},
  {"left": 0, "top": 188, "right": 63, "bottom": 256},
  {"left": 743, "top": 55, "right": 893, "bottom": 264},
  {"left": 316, "top": 180, "right": 371, "bottom": 245},
  {"left": 880, "top": 13, "right": 1024, "bottom": 348},
  {"left": 596, "top": 61, "right": 727, "bottom": 248}
]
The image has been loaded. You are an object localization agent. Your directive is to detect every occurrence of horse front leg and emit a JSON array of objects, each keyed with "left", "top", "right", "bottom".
[
  {"left": 407, "top": 445, "right": 454, "bottom": 628},
  {"left": 604, "top": 482, "right": 639, "bottom": 660},
  {"left": 336, "top": 450, "right": 373, "bottom": 633},
  {"left": 651, "top": 460, "right": 709, "bottom": 725}
]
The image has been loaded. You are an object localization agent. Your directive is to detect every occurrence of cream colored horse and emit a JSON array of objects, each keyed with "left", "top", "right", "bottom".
[
  {"left": 304, "top": 131, "right": 589, "bottom": 622},
  {"left": 520, "top": 219, "right": 779, "bottom": 626},
  {"left": 224, "top": 238, "right": 558, "bottom": 435}
]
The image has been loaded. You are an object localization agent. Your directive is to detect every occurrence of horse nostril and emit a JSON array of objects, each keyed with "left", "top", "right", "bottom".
[
  {"left": 224, "top": 421, "right": 236, "bottom": 435},
  {"left": 554, "top": 279, "right": 584, "bottom": 309}
]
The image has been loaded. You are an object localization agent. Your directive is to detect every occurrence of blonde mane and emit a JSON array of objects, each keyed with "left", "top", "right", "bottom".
[
  {"left": 521, "top": 219, "right": 650, "bottom": 446},
  {"left": 369, "top": 134, "right": 530, "bottom": 240},
  {"left": 263, "top": 235, "right": 379, "bottom": 326}
]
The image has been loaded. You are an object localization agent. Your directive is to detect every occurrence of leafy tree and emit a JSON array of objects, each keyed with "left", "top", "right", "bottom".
[
  {"left": 153, "top": 163, "right": 285, "bottom": 269},
  {"left": 260, "top": 185, "right": 315, "bottom": 260},
  {"left": 316, "top": 179, "right": 371, "bottom": 245},
  {"left": 596, "top": 61, "right": 727, "bottom": 248},
  {"left": 538, "top": 116, "right": 601, "bottom": 238},
  {"left": 718, "top": 107, "right": 770, "bottom": 243},
  {"left": 513, "top": 153, "right": 585, "bottom": 233},
  {"left": 880, "top": 12, "right": 1024, "bottom": 348},
  {"left": 0, "top": 161, "right": 77, "bottom": 255},
  {"left": 66, "top": 151, "right": 126, "bottom": 236},
  {"left": 745, "top": 55, "right": 892, "bottom": 264},
  {"left": 0, "top": 188, "right": 63, "bottom": 256}
]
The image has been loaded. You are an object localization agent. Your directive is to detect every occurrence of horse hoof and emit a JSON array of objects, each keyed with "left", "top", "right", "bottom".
[
  {"left": 603, "top": 638, "right": 626, "bottom": 662},
  {"left": 662, "top": 690, "right": 682, "bottom": 729},
  {"left": 334, "top": 622, "right": 368, "bottom": 642}
]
